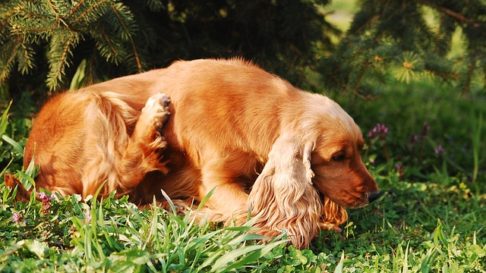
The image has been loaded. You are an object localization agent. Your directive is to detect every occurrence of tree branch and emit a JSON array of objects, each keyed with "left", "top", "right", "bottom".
[
  {"left": 419, "top": 0, "right": 481, "bottom": 27},
  {"left": 439, "top": 6, "right": 481, "bottom": 27}
]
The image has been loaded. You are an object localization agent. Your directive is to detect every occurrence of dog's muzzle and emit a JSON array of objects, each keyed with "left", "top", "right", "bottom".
[{"left": 367, "top": 191, "right": 383, "bottom": 203}]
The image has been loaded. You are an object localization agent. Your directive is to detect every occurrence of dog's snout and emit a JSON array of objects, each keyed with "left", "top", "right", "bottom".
[{"left": 367, "top": 191, "right": 383, "bottom": 203}]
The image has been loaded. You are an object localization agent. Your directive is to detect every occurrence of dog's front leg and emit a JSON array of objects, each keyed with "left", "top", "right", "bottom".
[{"left": 197, "top": 162, "right": 249, "bottom": 224}]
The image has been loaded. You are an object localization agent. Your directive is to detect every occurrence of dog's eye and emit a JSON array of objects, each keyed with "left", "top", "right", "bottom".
[{"left": 331, "top": 151, "right": 346, "bottom": 162}]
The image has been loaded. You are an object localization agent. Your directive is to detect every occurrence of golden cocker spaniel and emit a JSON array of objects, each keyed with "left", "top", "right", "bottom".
[{"left": 17, "top": 59, "right": 380, "bottom": 248}]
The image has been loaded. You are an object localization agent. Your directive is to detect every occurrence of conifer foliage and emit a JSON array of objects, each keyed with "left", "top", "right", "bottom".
[
  {"left": 0, "top": 0, "right": 336, "bottom": 94},
  {"left": 0, "top": 0, "right": 484, "bottom": 96},
  {"left": 321, "top": 0, "right": 486, "bottom": 95},
  {"left": 0, "top": 0, "right": 142, "bottom": 91}
]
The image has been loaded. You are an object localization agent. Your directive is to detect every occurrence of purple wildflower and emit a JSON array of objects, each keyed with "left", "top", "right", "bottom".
[
  {"left": 41, "top": 201, "right": 51, "bottom": 214},
  {"left": 434, "top": 145, "right": 445, "bottom": 156},
  {"left": 368, "top": 123, "right": 389, "bottom": 140},
  {"left": 38, "top": 192, "right": 52, "bottom": 214},
  {"left": 38, "top": 192, "right": 50, "bottom": 202},
  {"left": 12, "top": 212, "right": 22, "bottom": 223}
]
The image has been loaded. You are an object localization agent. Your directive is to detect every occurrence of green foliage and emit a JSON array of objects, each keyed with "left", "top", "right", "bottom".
[
  {"left": 0, "top": 0, "right": 142, "bottom": 91},
  {"left": 2, "top": 0, "right": 484, "bottom": 97},
  {"left": 0, "top": 101, "right": 27, "bottom": 173},
  {"left": 0, "top": 0, "right": 337, "bottom": 94},
  {"left": 0, "top": 184, "right": 289, "bottom": 272},
  {"left": 330, "top": 77, "right": 486, "bottom": 183},
  {"left": 320, "top": 0, "right": 486, "bottom": 95},
  {"left": 1, "top": 0, "right": 485, "bottom": 97}
]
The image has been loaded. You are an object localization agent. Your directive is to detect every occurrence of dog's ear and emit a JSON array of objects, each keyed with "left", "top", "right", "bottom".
[
  {"left": 248, "top": 133, "right": 321, "bottom": 248},
  {"left": 320, "top": 195, "right": 348, "bottom": 232}
]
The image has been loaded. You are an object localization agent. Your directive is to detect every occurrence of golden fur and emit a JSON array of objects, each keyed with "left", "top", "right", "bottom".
[{"left": 18, "top": 59, "right": 378, "bottom": 248}]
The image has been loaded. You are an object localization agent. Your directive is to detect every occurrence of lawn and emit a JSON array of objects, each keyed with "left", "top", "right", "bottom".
[{"left": 0, "top": 78, "right": 484, "bottom": 272}]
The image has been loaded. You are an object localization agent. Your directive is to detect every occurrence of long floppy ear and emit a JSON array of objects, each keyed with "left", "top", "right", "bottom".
[
  {"left": 248, "top": 133, "right": 322, "bottom": 248},
  {"left": 320, "top": 196, "right": 348, "bottom": 232}
]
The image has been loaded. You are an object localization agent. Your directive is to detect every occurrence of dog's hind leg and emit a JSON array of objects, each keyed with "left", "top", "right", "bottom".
[{"left": 81, "top": 92, "right": 171, "bottom": 197}]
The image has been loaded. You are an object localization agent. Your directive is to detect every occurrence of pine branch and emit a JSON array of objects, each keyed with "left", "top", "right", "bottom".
[
  {"left": 439, "top": 7, "right": 481, "bottom": 27},
  {"left": 91, "top": 26, "right": 126, "bottom": 64},
  {"left": 0, "top": 41, "right": 20, "bottom": 82},
  {"left": 70, "top": 0, "right": 110, "bottom": 26},
  {"left": 16, "top": 43, "right": 35, "bottom": 74},
  {"left": 419, "top": 0, "right": 482, "bottom": 27},
  {"left": 46, "top": 0, "right": 75, "bottom": 32},
  {"left": 46, "top": 32, "right": 81, "bottom": 90},
  {"left": 109, "top": 3, "right": 142, "bottom": 72},
  {"left": 67, "top": 0, "right": 86, "bottom": 18},
  {"left": 11, "top": 2, "right": 57, "bottom": 37}
]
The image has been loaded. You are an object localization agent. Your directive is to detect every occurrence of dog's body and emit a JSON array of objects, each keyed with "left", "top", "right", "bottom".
[{"left": 22, "top": 59, "right": 378, "bottom": 247}]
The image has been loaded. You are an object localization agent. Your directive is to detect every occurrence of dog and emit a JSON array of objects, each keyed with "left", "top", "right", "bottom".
[{"left": 13, "top": 58, "right": 380, "bottom": 248}]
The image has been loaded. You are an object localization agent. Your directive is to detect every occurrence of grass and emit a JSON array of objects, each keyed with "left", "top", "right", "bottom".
[
  {"left": 0, "top": 170, "right": 484, "bottom": 272},
  {"left": 0, "top": 77, "right": 485, "bottom": 272}
]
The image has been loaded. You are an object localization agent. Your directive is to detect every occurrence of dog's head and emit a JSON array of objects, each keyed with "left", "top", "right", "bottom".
[
  {"left": 249, "top": 93, "right": 379, "bottom": 248},
  {"left": 289, "top": 93, "right": 379, "bottom": 209},
  {"left": 310, "top": 118, "right": 379, "bottom": 209}
]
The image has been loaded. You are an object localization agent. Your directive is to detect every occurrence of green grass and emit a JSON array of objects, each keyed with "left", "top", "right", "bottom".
[
  {"left": 331, "top": 77, "right": 486, "bottom": 183},
  {"left": 0, "top": 172, "right": 484, "bottom": 272}
]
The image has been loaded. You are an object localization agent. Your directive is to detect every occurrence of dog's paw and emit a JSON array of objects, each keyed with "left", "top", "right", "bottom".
[
  {"left": 134, "top": 93, "right": 172, "bottom": 169},
  {"left": 142, "top": 93, "right": 171, "bottom": 133},
  {"left": 136, "top": 93, "right": 171, "bottom": 143}
]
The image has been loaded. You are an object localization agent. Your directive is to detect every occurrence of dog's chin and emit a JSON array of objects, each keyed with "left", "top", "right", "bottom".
[
  {"left": 340, "top": 198, "right": 370, "bottom": 209},
  {"left": 316, "top": 190, "right": 368, "bottom": 209},
  {"left": 313, "top": 182, "right": 352, "bottom": 208}
]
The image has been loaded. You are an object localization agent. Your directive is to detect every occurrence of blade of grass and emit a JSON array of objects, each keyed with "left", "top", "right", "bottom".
[
  {"left": 0, "top": 101, "right": 12, "bottom": 136},
  {"left": 471, "top": 113, "right": 482, "bottom": 183},
  {"left": 334, "top": 252, "right": 345, "bottom": 273}
]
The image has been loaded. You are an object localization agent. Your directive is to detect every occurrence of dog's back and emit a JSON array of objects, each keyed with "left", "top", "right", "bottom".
[{"left": 148, "top": 59, "right": 296, "bottom": 164}]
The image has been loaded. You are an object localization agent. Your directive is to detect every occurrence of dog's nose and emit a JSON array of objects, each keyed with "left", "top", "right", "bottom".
[{"left": 368, "top": 191, "right": 383, "bottom": 203}]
